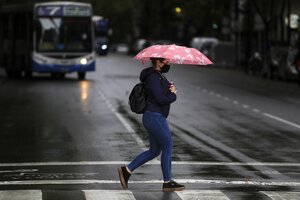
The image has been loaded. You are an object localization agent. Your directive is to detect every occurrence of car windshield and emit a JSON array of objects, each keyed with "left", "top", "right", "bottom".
[{"left": 36, "top": 17, "right": 92, "bottom": 52}]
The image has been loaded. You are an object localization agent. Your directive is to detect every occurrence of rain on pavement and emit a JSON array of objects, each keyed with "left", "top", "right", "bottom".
[{"left": 0, "top": 53, "right": 300, "bottom": 199}]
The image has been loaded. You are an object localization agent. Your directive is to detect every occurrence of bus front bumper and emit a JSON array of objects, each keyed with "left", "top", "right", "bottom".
[{"left": 32, "top": 61, "right": 95, "bottom": 73}]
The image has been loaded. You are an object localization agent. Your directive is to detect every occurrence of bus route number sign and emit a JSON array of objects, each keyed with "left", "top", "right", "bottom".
[
  {"left": 64, "top": 6, "right": 91, "bottom": 16},
  {"left": 37, "top": 6, "right": 63, "bottom": 16},
  {"left": 37, "top": 6, "right": 91, "bottom": 16}
]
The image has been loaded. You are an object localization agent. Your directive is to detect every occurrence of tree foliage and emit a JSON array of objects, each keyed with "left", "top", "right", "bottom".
[{"left": 1, "top": 0, "right": 233, "bottom": 43}]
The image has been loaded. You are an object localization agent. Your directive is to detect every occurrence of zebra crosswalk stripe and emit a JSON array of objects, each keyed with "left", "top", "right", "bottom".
[
  {"left": 83, "top": 190, "right": 136, "bottom": 200},
  {"left": 261, "top": 191, "right": 300, "bottom": 200},
  {"left": 0, "top": 190, "right": 299, "bottom": 200},
  {"left": 176, "top": 190, "right": 230, "bottom": 200},
  {"left": 0, "top": 190, "right": 42, "bottom": 200}
]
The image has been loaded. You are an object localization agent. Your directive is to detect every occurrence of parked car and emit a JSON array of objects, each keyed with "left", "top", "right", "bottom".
[
  {"left": 210, "top": 41, "right": 235, "bottom": 67},
  {"left": 153, "top": 40, "right": 173, "bottom": 45},
  {"left": 288, "top": 47, "right": 300, "bottom": 85},
  {"left": 190, "top": 37, "right": 219, "bottom": 58},
  {"left": 261, "top": 46, "right": 298, "bottom": 80},
  {"left": 111, "top": 43, "right": 129, "bottom": 53},
  {"left": 116, "top": 43, "right": 129, "bottom": 53},
  {"left": 129, "top": 38, "right": 152, "bottom": 54}
]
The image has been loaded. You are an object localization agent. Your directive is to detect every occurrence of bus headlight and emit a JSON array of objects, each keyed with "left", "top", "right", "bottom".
[{"left": 80, "top": 58, "right": 88, "bottom": 65}]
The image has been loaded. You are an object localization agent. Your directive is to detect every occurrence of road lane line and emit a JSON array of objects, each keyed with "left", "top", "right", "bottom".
[
  {"left": 0, "top": 169, "right": 38, "bottom": 173},
  {"left": 172, "top": 161, "right": 300, "bottom": 166},
  {"left": 84, "top": 190, "right": 136, "bottom": 200},
  {"left": 261, "top": 191, "right": 300, "bottom": 200},
  {"left": 176, "top": 190, "right": 230, "bottom": 200},
  {"left": 263, "top": 113, "right": 300, "bottom": 129},
  {"left": 2, "top": 161, "right": 300, "bottom": 167},
  {"left": 0, "top": 190, "right": 42, "bottom": 200},
  {"left": 1, "top": 179, "right": 300, "bottom": 187},
  {"left": 96, "top": 87, "right": 147, "bottom": 150},
  {"left": 242, "top": 104, "right": 249, "bottom": 109},
  {"left": 198, "top": 86, "right": 299, "bottom": 130},
  {"left": 252, "top": 108, "right": 260, "bottom": 113}
]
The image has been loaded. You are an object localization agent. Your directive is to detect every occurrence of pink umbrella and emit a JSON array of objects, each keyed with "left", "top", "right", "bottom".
[{"left": 134, "top": 44, "right": 213, "bottom": 65}]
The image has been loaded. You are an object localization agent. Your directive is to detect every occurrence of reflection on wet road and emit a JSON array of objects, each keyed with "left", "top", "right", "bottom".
[{"left": 0, "top": 54, "right": 300, "bottom": 199}]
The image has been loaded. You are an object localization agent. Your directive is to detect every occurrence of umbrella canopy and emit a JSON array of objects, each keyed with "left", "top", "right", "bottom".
[{"left": 134, "top": 44, "right": 213, "bottom": 65}]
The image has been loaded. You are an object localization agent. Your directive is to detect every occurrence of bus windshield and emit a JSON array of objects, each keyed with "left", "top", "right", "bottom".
[{"left": 36, "top": 17, "right": 92, "bottom": 52}]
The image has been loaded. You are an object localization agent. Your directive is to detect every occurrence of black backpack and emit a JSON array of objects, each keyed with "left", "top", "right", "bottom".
[
  {"left": 128, "top": 70, "right": 155, "bottom": 114},
  {"left": 128, "top": 82, "right": 147, "bottom": 114},
  {"left": 129, "top": 70, "right": 166, "bottom": 114},
  {"left": 128, "top": 81, "right": 147, "bottom": 114}
]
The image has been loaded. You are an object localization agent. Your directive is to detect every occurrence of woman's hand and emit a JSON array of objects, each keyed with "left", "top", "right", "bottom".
[{"left": 169, "top": 82, "right": 177, "bottom": 94}]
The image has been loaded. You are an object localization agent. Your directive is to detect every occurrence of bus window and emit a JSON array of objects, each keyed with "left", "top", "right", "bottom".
[{"left": 37, "top": 17, "right": 92, "bottom": 52}]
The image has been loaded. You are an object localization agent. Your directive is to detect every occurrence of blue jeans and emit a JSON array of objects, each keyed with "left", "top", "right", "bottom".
[{"left": 127, "top": 111, "right": 173, "bottom": 181}]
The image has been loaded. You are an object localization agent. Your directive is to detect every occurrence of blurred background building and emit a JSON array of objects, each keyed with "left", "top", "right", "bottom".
[{"left": 1, "top": 0, "right": 300, "bottom": 80}]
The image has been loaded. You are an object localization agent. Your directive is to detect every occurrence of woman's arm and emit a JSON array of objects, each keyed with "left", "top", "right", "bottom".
[{"left": 147, "top": 74, "right": 176, "bottom": 105}]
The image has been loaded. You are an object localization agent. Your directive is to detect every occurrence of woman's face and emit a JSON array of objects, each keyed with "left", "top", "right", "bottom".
[
  {"left": 158, "top": 59, "right": 171, "bottom": 73},
  {"left": 158, "top": 59, "right": 170, "bottom": 68}
]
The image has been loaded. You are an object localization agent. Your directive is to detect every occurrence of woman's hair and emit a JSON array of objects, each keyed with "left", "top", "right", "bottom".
[{"left": 150, "top": 57, "right": 164, "bottom": 66}]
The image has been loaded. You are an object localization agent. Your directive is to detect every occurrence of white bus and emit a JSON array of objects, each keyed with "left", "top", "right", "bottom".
[{"left": 0, "top": 2, "right": 95, "bottom": 80}]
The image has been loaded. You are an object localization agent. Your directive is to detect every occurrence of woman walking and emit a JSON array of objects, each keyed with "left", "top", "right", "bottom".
[{"left": 118, "top": 57, "right": 185, "bottom": 192}]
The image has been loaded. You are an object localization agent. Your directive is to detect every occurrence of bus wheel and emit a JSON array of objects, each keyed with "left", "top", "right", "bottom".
[
  {"left": 58, "top": 73, "right": 66, "bottom": 79},
  {"left": 78, "top": 72, "right": 86, "bottom": 80},
  {"left": 51, "top": 73, "right": 57, "bottom": 79}
]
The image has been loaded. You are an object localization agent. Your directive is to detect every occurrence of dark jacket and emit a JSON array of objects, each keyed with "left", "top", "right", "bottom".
[{"left": 140, "top": 67, "right": 177, "bottom": 118}]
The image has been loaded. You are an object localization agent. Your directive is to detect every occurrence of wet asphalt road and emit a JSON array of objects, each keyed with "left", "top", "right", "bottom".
[{"left": 0, "top": 53, "right": 300, "bottom": 199}]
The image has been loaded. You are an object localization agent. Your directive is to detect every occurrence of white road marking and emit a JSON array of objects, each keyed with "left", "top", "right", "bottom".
[
  {"left": 0, "top": 169, "right": 38, "bottom": 173},
  {"left": 0, "top": 179, "right": 300, "bottom": 187},
  {"left": 1, "top": 161, "right": 300, "bottom": 167},
  {"left": 0, "top": 189, "right": 300, "bottom": 200},
  {"left": 84, "top": 190, "right": 136, "bottom": 200},
  {"left": 261, "top": 170, "right": 281, "bottom": 175},
  {"left": 171, "top": 161, "right": 300, "bottom": 167},
  {"left": 95, "top": 87, "right": 148, "bottom": 151},
  {"left": 261, "top": 191, "right": 300, "bottom": 200},
  {"left": 0, "top": 190, "right": 42, "bottom": 200},
  {"left": 198, "top": 86, "right": 299, "bottom": 130},
  {"left": 176, "top": 190, "right": 230, "bottom": 200},
  {"left": 252, "top": 108, "right": 261, "bottom": 113},
  {"left": 263, "top": 113, "right": 300, "bottom": 129},
  {"left": 242, "top": 104, "right": 249, "bottom": 109}
]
